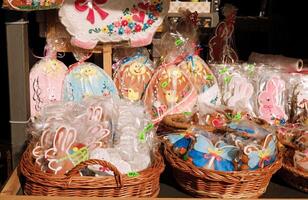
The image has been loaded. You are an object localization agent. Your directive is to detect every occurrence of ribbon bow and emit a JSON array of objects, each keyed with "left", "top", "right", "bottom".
[
  {"left": 204, "top": 153, "right": 223, "bottom": 162},
  {"left": 263, "top": 105, "right": 273, "bottom": 110},
  {"left": 258, "top": 156, "right": 271, "bottom": 168},
  {"left": 75, "top": 0, "right": 109, "bottom": 24}
]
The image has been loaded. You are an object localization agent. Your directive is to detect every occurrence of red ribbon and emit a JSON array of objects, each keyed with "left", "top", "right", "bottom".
[{"left": 75, "top": 0, "right": 109, "bottom": 24}]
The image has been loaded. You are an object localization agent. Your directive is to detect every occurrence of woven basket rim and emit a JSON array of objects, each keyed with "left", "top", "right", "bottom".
[
  {"left": 282, "top": 157, "right": 308, "bottom": 179},
  {"left": 163, "top": 139, "right": 282, "bottom": 183},
  {"left": 20, "top": 143, "right": 165, "bottom": 189}
]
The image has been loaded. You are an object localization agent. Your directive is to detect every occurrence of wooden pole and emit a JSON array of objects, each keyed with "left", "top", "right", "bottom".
[{"left": 102, "top": 44, "right": 113, "bottom": 77}]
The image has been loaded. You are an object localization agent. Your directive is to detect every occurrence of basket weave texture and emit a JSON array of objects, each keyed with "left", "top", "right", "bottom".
[
  {"left": 20, "top": 144, "right": 165, "bottom": 197},
  {"left": 163, "top": 140, "right": 282, "bottom": 198},
  {"left": 279, "top": 149, "right": 308, "bottom": 193}
]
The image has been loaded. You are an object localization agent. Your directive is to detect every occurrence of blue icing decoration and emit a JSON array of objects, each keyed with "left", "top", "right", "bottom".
[
  {"left": 188, "top": 135, "right": 238, "bottom": 171},
  {"left": 63, "top": 62, "right": 118, "bottom": 102},
  {"left": 118, "top": 27, "right": 124, "bottom": 35}
]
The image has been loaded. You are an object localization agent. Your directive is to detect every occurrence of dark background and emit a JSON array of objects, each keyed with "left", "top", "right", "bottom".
[{"left": 1, "top": 0, "right": 308, "bottom": 189}]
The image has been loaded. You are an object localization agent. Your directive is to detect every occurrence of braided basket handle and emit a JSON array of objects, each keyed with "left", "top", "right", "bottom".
[{"left": 66, "top": 159, "right": 123, "bottom": 187}]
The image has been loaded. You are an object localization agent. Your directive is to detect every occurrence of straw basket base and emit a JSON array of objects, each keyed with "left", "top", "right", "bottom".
[
  {"left": 163, "top": 141, "right": 282, "bottom": 198},
  {"left": 280, "top": 163, "right": 308, "bottom": 193},
  {"left": 23, "top": 181, "right": 160, "bottom": 197},
  {"left": 172, "top": 169, "right": 267, "bottom": 198},
  {"left": 278, "top": 149, "right": 308, "bottom": 193},
  {"left": 20, "top": 144, "right": 165, "bottom": 197}
]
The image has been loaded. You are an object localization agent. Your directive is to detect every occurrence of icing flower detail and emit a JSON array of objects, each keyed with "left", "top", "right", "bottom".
[
  {"left": 147, "top": 19, "right": 154, "bottom": 25},
  {"left": 118, "top": 27, "right": 124, "bottom": 35},
  {"left": 143, "top": 23, "right": 150, "bottom": 31},
  {"left": 125, "top": 28, "right": 132, "bottom": 34},
  {"left": 128, "top": 22, "right": 135, "bottom": 29},
  {"left": 148, "top": 13, "right": 155, "bottom": 19},
  {"left": 135, "top": 24, "right": 142, "bottom": 32},
  {"left": 107, "top": 24, "right": 114, "bottom": 32},
  {"left": 121, "top": 20, "right": 128, "bottom": 26},
  {"left": 114, "top": 21, "right": 121, "bottom": 28},
  {"left": 102, "top": 26, "right": 108, "bottom": 33},
  {"left": 126, "top": 15, "right": 133, "bottom": 22}
]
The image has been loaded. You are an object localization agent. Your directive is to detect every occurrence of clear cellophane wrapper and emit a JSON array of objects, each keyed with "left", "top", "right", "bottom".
[
  {"left": 210, "top": 63, "right": 259, "bottom": 116},
  {"left": 254, "top": 65, "right": 288, "bottom": 125},
  {"left": 113, "top": 49, "right": 154, "bottom": 102},
  {"left": 143, "top": 10, "right": 201, "bottom": 123},
  {"left": 27, "top": 96, "right": 156, "bottom": 175},
  {"left": 285, "top": 72, "right": 308, "bottom": 125}
]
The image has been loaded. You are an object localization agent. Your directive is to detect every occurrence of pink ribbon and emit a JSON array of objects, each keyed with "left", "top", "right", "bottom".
[
  {"left": 204, "top": 153, "right": 222, "bottom": 162},
  {"left": 263, "top": 105, "right": 273, "bottom": 111},
  {"left": 75, "top": 0, "right": 109, "bottom": 24}
]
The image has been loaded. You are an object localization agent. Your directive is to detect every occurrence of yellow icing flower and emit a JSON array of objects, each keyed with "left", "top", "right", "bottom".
[
  {"left": 102, "top": 26, "right": 109, "bottom": 33},
  {"left": 126, "top": 15, "right": 133, "bottom": 22}
]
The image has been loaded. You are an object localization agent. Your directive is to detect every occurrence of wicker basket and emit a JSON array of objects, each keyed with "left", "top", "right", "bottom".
[
  {"left": 20, "top": 144, "right": 165, "bottom": 197},
  {"left": 163, "top": 140, "right": 282, "bottom": 198},
  {"left": 279, "top": 149, "right": 308, "bottom": 193}
]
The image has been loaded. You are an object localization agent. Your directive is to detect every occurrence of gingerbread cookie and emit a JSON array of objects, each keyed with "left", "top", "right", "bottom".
[
  {"left": 143, "top": 64, "right": 197, "bottom": 123},
  {"left": 179, "top": 55, "right": 217, "bottom": 93},
  {"left": 30, "top": 58, "right": 67, "bottom": 116},
  {"left": 63, "top": 62, "right": 117, "bottom": 102},
  {"left": 114, "top": 55, "right": 153, "bottom": 101}
]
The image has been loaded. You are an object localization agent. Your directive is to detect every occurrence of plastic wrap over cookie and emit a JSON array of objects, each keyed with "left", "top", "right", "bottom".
[
  {"left": 178, "top": 55, "right": 221, "bottom": 107},
  {"left": 287, "top": 73, "right": 308, "bottom": 125},
  {"left": 30, "top": 58, "right": 67, "bottom": 116},
  {"left": 113, "top": 52, "right": 154, "bottom": 101},
  {"left": 89, "top": 98, "right": 155, "bottom": 175},
  {"left": 256, "top": 67, "right": 288, "bottom": 125},
  {"left": 210, "top": 63, "right": 256, "bottom": 116},
  {"left": 28, "top": 97, "right": 119, "bottom": 174},
  {"left": 143, "top": 64, "right": 198, "bottom": 124},
  {"left": 59, "top": 0, "right": 170, "bottom": 49}
]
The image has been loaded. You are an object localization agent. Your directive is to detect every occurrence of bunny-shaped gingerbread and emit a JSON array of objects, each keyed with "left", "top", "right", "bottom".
[
  {"left": 226, "top": 76, "right": 254, "bottom": 111},
  {"left": 32, "top": 129, "right": 54, "bottom": 170},
  {"left": 258, "top": 76, "right": 287, "bottom": 124},
  {"left": 45, "top": 126, "right": 88, "bottom": 175},
  {"left": 85, "top": 105, "right": 112, "bottom": 148},
  {"left": 83, "top": 124, "right": 110, "bottom": 151}
]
